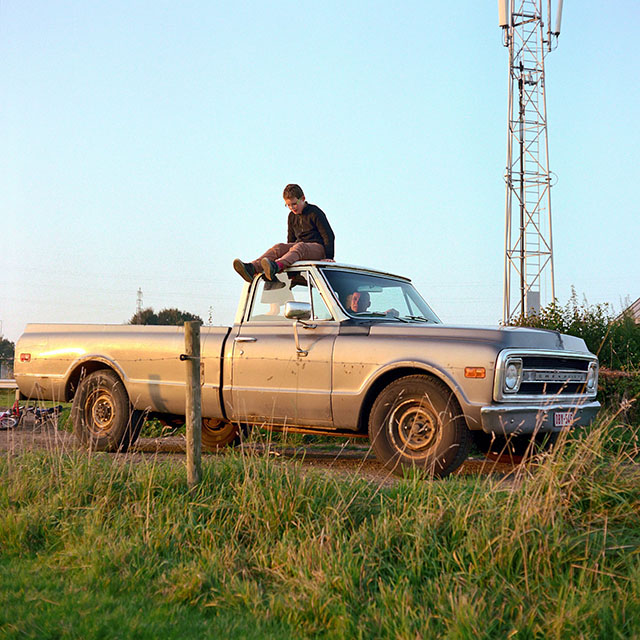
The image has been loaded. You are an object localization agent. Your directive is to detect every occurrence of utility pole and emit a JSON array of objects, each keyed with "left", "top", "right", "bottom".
[
  {"left": 136, "top": 288, "right": 143, "bottom": 315},
  {"left": 500, "top": 0, "right": 563, "bottom": 322}
]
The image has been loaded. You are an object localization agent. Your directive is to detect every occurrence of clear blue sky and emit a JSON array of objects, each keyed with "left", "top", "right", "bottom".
[{"left": 1, "top": 1, "right": 638, "bottom": 342}]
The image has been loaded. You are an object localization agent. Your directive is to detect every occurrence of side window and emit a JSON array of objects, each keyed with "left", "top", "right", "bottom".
[
  {"left": 288, "top": 271, "right": 333, "bottom": 321},
  {"left": 248, "top": 272, "right": 333, "bottom": 322},
  {"left": 247, "top": 275, "right": 294, "bottom": 322},
  {"left": 247, "top": 271, "right": 333, "bottom": 322}
]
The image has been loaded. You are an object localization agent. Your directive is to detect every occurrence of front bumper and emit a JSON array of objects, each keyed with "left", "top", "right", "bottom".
[{"left": 480, "top": 400, "right": 601, "bottom": 435}]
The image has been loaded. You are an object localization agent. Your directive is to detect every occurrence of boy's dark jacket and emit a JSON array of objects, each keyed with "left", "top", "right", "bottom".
[{"left": 287, "top": 203, "right": 335, "bottom": 260}]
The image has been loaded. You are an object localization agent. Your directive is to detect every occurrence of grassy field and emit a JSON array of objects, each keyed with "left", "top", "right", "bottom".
[
  {"left": 1, "top": 407, "right": 639, "bottom": 639},
  {"left": 0, "top": 389, "right": 22, "bottom": 410}
]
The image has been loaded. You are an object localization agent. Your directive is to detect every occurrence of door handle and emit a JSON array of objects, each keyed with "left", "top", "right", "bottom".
[{"left": 234, "top": 336, "right": 257, "bottom": 343}]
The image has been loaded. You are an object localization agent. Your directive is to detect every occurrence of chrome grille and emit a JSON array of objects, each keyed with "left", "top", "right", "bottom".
[
  {"left": 494, "top": 350, "right": 598, "bottom": 402},
  {"left": 519, "top": 356, "right": 589, "bottom": 395}
]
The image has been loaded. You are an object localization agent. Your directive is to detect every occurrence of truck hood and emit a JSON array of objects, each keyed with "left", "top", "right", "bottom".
[{"left": 366, "top": 323, "right": 591, "bottom": 354}]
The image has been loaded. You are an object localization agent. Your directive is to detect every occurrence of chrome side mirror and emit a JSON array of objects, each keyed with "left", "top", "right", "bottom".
[
  {"left": 284, "top": 301, "right": 311, "bottom": 321},
  {"left": 285, "top": 302, "right": 312, "bottom": 356}
]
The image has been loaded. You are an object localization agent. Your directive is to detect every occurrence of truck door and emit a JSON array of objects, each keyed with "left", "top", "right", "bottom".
[{"left": 229, "top": 271, "right": 337, "bottom": 427}]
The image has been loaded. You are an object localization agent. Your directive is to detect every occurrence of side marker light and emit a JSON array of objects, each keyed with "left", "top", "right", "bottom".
[{"left": 465, "top": 367, "right": 486, "bottom": 379}]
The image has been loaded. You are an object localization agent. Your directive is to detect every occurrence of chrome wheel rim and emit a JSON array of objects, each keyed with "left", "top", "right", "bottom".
[
  {"left": 86, "top": 389, "right": 115, "bottom": 436},
  {"left": 387, "top": 399, "right": 439, "bottom": 454}
]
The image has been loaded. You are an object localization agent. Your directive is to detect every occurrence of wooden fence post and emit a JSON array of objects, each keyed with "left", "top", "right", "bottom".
[{"left": 184, "top": 321, "right": 202, "bottom": 488}]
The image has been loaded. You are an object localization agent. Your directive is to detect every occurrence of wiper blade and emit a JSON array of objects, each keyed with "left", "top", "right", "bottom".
[
  {"left": 403, "top": 315, "right": 432, "bottom": 323},
  {"left": 353, "top": 312, "right": 410, "bottom": 322}
]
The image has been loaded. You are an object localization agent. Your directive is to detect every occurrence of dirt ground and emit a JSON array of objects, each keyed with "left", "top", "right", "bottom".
[{"left": 0, "top": 416, "right": 522, "bottom": 487}]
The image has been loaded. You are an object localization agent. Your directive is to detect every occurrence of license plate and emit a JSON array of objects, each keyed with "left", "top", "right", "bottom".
[{"left": 554, "top": 411, "right": 575, "bottom": 428}]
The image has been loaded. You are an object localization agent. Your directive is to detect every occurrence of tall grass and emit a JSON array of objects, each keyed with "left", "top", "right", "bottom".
[{"left": 1, "top": 411, "right": 639, "bottom": 639}]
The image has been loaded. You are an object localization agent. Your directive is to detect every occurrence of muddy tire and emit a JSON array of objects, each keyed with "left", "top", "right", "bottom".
[
  {"left": 368, "top": 375, "right": 471, "bottom": 478},
  {"left": 72, "top": 370, "right": 139, "bottom": 451},
  {"left": 201, "top": 418, "right": 242, "bottom": 451}
]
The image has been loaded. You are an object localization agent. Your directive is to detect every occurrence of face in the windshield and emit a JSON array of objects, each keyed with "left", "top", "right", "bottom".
[{"left": 346, "top": 291, "right": 371, "bottom": 313}]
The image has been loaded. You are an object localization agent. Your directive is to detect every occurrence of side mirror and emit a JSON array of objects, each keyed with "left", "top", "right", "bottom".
[
  {"left": 284, "top": 302, "right": 312, "bottom": 357},
  {"left": 284, "top": 301, "right": 311, "bottom": 321}
]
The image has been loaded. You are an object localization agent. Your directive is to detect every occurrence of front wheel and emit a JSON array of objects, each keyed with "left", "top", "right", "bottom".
[
  {"left": 72, "top": 369, "right": 139, "bottom": 451},
  {"left": 368, "top": 375, "right": 471, "bottom": 478}
]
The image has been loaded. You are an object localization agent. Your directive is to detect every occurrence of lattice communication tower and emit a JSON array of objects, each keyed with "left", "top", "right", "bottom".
[{"left": 499, "top": 0, "right": 563, "bottom": 322}]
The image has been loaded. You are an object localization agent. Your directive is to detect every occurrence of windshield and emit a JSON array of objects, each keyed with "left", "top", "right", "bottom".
[{"left": 322, "top": 269, "right": 441, "bottom": 324}]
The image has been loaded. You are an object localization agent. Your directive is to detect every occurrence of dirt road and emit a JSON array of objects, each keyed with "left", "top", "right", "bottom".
[{"left": 0, "top": 419, "right": 521, "bottom": 485}]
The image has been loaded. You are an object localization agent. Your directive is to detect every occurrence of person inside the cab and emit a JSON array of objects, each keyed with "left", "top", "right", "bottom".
[
  {"left": 344, "top": 289, "right": 399, "bottom": 317},
  {"left": 345, "top": 290, "right": 371, "bottom": 314}
]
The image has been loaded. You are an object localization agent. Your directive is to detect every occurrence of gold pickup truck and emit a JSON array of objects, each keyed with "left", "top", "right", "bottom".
[{"left": 14, "top": 262, "right": 600, "bottom": 477}]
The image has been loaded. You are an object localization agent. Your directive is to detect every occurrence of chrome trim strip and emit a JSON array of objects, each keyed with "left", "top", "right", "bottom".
[{"left": 482, "top": 400, "right": 601, "bottom": 415}]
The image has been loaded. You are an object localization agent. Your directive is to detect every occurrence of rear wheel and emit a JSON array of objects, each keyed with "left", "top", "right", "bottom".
[
  {"left": 368, "top": 375, "right": 471, "bottom": 478},
  {"left": 72, "top": 369, "right": 138, "bottom": 451},
  {"left": 201, "top": 418, "right": 242, "bottom": 451}
]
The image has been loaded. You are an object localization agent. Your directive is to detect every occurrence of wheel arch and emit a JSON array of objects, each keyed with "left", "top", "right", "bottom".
[
  {"left": 64, "top": 358, "right": 128, "bottom": 403},
  {"left": 356, "top": 364, "right": 466, "bottom": 433}
]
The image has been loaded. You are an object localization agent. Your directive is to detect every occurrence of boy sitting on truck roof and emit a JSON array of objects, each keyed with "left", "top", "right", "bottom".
[{"left": 233, "top": 184, "right": 335, "bottom": 282}]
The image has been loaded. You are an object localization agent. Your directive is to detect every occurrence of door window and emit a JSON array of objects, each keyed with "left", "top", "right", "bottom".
[
  {"left": 247, "top": 275, "right": 294, "bottom": 322},
  {"left": 247, "top": 272, "right": 333, "bottom": 322}
]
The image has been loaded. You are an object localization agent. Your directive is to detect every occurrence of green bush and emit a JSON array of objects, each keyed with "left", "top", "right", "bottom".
[
  {"left": 598, "top": 369, "right": 640, "bottom": 425},
  {"left": 510, "top": 288, "right": 640, "bottom": 371}
]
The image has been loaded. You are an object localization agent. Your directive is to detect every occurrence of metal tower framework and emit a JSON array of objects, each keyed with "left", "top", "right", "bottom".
[{"left": 501, "top": 0, "right": 561, "bottom": 322}]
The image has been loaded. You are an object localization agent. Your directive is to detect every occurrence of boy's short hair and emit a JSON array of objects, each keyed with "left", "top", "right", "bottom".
[{"left": 283, "top": 184, "right": 304, "bottom": 200}]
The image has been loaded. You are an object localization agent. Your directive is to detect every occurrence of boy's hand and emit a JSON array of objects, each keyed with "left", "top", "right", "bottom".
[{"left": 320, "top": 258, "right": 336, "bottom": 262}]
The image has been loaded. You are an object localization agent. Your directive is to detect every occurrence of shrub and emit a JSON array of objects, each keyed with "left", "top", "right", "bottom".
[{"left": 598, "top": 369, "right": 640, "bottom": 425}]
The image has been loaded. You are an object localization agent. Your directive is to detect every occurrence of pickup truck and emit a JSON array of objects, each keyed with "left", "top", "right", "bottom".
[{"left": 14, "top": 261, "right": 600, "bottom": 477}]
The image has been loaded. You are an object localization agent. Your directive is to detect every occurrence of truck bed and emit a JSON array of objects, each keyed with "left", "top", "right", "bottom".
[{"left": 15, "top": 323, "right": 231, "bottom": 419}]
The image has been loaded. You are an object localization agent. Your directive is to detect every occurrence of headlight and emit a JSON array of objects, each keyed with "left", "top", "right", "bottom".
[
  {"left": 586, "top": 362, "right": 598, "bottom": 392},
  {"left": 504, "top": 359, "right": 522, "bottom": 393}
]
